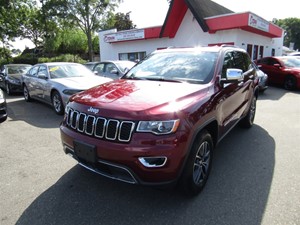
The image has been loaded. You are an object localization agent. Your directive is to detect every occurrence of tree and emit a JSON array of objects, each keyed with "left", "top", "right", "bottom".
[
  {"left": 46, "top": 0, "right": 122, "bottom": 61},
  {"left": 0, "top": 0, "right": 33, "bottom": 60},
  {"left": 275, "top": 18, "right": 300, "bottom": 51}
]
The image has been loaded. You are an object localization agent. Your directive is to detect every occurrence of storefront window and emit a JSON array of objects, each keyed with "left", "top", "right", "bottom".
[{"left": 119, "top": 52, "right": 146, "bottom": 62}]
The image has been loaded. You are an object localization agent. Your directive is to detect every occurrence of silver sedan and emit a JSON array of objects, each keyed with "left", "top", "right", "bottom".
[{"left": 22, "top": 62, "right": 112, "bottom": 115}]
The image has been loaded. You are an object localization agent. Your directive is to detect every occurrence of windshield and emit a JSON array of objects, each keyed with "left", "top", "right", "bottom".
[
  {"left": 123, "top": 51, "right": 217, "bottom": 84},
  {"left": 7, "top": 65, "right": 31, "bottom": 74},
  {"left": 84, "top": 63, "right": 96, "bottom": 71},
  {"left": 49, "top": 64, "right": 95, "bottom": 79},
  {"left": 281, "top": 57, "right": 300, "bottom": 68}
]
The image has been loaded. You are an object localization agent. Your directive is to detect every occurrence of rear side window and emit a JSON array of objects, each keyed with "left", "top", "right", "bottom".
[{"left": 222, "top": 51, "right": 252, "bottom": 77}]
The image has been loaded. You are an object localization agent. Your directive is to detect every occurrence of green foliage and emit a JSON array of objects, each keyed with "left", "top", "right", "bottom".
[
  {"left": 13, "top": 53, "right": 37, "bottom": 65},
  {"left": 13, "top": 53, "right": 86, "bottom": 64},
  {"left": 92, "top": 36, "right": 100, "bottom": 54},
  {"left": 275, "top": 18, "right": 300, "bottom": 51},
  {"left": 38, "top": 54, "right": 86, "bottom": 63},
  {"left": 103, "top": 12, "right": 136, "bottom": 31}
]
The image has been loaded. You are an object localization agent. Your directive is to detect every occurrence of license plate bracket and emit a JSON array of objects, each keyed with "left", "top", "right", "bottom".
[{"left": 73, "top": 140, "right": 97, "bottom": 164}]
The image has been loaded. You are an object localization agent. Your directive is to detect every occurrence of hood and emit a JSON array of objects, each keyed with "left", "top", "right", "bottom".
[
  {"left": 70, "top": 79, "right": 210, "bottom": 113},
  {"left": 52, "top": 76, "right": 112, "bottom": 90},
  {"left": 8, "top": 73, "right": 23, "bottom": 80}
]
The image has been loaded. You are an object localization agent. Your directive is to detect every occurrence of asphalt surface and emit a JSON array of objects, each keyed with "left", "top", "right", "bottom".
[{"left": 0, "top": 86, "right": 299, "bottom": 225}]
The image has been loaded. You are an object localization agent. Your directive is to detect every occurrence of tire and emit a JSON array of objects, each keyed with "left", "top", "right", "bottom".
[
  {"left": 23, "top": 85, "right": 32, "bottom": 102},
  {"left": 52, "top": 91, "right": 64, "bottom": 115},
  {"left": 179, "top": 130, "right": 213, "bottom": 196},
  {"left": 6, "top": 83, "right": 11, "bottom": 95},
  {"left": 240, "top": 95, "right": 257, "bottom": 128},
  {"left": 284, "top": 76, "right": 296, "bottom": 91}
]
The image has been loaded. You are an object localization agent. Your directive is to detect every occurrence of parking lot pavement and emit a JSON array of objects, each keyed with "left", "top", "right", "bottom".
[{"left": 0, "top": 87, "right": 299, "bottom": 225}]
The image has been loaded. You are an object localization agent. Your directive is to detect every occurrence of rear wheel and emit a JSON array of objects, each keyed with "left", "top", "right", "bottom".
[
  {"left": 180, "top": 130, "right": 213, "bottom": 196},
  {"left": 240, "top": 95, "right": 256, "bottom": 128},
  {"left": 23, "top": 85, "right": 31, "bottom": 102},
  {"left": 52, "top": 91, "right": 64, "bottom": 115},
  {"left": 284, "top": 76, "right": 296, "bottom": 90}
]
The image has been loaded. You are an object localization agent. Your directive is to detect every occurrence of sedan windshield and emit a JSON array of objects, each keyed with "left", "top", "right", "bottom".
[
  {"left": 7, "top": 65, "right": 31, "bottom": 74},
  {"left": 123, "top": 51, "right": 217, "bottom": 84},
  {"left": 49, "top": 64, "right": 95, "bottom": 79},
  {"left": 115, "top": 61, "right": 136, "bottom": 73},
  {"left": 281, "top": 57, "right": 300, "bottom": 68}
]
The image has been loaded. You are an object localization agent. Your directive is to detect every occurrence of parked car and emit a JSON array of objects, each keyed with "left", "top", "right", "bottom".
[
  {"left": 84, "top": 60, "right": 136, "bottom": 80},
  {"left": 0, "top": 89, "right": 7, "bottom": 123},
  {"left": 288, "top": 52, "right": 300, "bottom": 57},
  {"left": 22, "top": 62, "right": 112, "bottom": 115},
  {"left": 0, "top": 64, "right": 32, "bottom": 95},
  {"left": 60, "top": 46, "right": 259, "bottom": 196},
  {"left": 256, "top": 56, "right": 300, "bottom": 90},
  {"left": 253, "top": 62, "right": 268, "bottom": 92}
]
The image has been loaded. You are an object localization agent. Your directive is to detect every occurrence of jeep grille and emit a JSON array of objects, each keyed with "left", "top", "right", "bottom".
[{"left": 66, "top": 107, "right": 135, "bottom": 142}]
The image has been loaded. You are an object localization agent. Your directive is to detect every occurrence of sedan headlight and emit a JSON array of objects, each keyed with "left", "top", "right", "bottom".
[
  {"left": 7, "top": 77, "right": 20, "bottom": 85},
  {"left": 62, "top": 89, "right": 82, "bottom": 95},
  {"left": 137, "top": 119, "right": 180, "bottom": 135}
]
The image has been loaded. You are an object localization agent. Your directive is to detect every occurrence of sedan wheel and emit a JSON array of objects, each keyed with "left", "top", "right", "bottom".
[
  {"left": 23, "top": 85, "right": 31, "bottom": 102},
  {"left": 6, "top": 83, "right": 11, "bottom": 95},
  {"left": 52, "top": 91, "right": 64, "bottom": 115},
  {"left": 180, "top": 130, "right": 213, "bottom": 196},
  {"left": 284, "top": 76, "right": 296, "bottom": 90}
]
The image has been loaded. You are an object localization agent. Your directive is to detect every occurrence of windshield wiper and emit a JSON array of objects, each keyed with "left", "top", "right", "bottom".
[{"left": 142, "top": 76, "right": 183, "bottom": 83}]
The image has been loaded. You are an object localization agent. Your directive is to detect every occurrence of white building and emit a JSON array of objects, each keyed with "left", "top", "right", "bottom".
[{"left": 99, "top": 0, "right": 284, "bottom": 62}]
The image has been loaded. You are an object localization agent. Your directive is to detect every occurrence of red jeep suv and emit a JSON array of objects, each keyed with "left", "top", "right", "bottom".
[{"left": 60, "top": 46, "right": 259, "bottom": 195}]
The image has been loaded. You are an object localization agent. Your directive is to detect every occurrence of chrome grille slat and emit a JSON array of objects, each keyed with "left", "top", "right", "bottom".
[
  {"left": 106, "top": 119, "right": 119, "bottom": 140},
  {"left": 65, "top": 107, "right": 135, "bottom": 142},
  {"left": 95, "top": 117, "right": 106, "bottom": 138}
]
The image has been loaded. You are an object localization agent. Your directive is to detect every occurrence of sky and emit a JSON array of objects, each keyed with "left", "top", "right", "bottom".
[{"left": 12, "top": 0, "right": 300, "bottom": 51}]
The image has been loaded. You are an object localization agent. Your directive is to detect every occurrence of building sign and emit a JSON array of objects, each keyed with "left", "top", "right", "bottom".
[
  {"left": 104, "top": 29, "right": 145, "bottom": 43},
  {"left": 248, "top": 13, "right": 269, "bottom": 32}
]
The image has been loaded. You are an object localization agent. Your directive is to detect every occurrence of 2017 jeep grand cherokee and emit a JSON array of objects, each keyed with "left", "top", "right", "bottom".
[{"left": 60, "top": 46, "right": 259, "bottom": 195}]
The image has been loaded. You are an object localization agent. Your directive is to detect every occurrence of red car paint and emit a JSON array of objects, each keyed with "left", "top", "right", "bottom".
[{"left": 60, "top": 46, "right": 259, "bottom": 194}]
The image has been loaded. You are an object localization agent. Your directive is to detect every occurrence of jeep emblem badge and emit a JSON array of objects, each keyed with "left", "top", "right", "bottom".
[{"left": 87, "top": 106, "right": 99, "bottom": 114}]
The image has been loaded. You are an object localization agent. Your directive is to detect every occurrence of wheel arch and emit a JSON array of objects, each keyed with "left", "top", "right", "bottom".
[{"left": 177, "top": 119, "right": 219, "bottom": 181}]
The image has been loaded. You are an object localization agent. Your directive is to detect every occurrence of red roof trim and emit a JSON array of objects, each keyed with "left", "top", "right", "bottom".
[
  {"left": 144, "top": 27, "right": 162, "bottom": 39},
  {"left": 206, "top": 12, "right": 283, "bottom": 38},
  {"left": 160, "top": 0, "right": 188, "bottom": 38}
]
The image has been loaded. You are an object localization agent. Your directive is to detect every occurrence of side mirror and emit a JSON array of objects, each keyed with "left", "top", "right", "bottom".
[
  {"left": 93, "top": 71, "right": 99, "bottom": 75},
  {"left": 38, "top": 73, "right": 48, "bottom": 79},
  {"left": 220, "top": 68, "right": 244, "bottom": 87},
  {"left": 273, "top": 63, "right": 281, "bottom": 68},
  {"left": 110, "top": 69, "right": 119, "bottom": 74}
]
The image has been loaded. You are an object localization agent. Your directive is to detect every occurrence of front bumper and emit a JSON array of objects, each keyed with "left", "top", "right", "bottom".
[
  {"left": 0, "top": 102, "right": 7, "bottom": 123},
  {"left": 60, "top": 123, "right": 188, "bottom": 185},
  {"left": 7, "top": 82, "right": 23, "bottom": 93}
]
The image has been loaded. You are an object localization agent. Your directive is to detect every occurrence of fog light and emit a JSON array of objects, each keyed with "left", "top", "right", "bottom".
[{"left": 138, "top": 157, "right": 167, "bottom": 168}]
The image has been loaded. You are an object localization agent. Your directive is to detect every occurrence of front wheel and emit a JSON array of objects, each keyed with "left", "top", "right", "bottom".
[
  {"left": 6, "top": 83, "right": 12, "bottom": 95},
  {"left": 284, "top": 76, "right": 296, "bottom": 90},
  {"left": 52, "top": 91, "right": 64, "bottom": 115},
  {"left": 179, "top": 130, "right": 213, "bottom": 196},
  {"left": 23, "top": 85, "right": 32, "bottom": 102}
]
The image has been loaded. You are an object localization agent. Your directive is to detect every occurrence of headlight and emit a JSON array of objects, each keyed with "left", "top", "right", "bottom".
[
  {"left": 62, "top": 89, "right": 81, "bottom": 95},
  {"left": 7, "top": 77, "right": 20, "bottom": 85},
  {"left": 0, "top": 90, "right": 5, "bottom": 104},
  {"left": 137, "top": 119, "right": 180, "bottom": 135}
]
